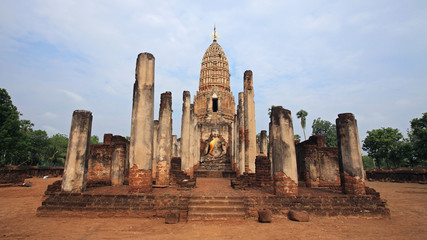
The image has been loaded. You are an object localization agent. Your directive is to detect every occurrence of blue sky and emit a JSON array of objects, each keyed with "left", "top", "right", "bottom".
[{"left": 1, "top": 0, "right": 426, "bottom": 143}]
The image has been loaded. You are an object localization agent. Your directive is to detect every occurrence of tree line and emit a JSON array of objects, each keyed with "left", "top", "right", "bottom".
[
  {"left": 294, "top": 109, "right": 427, "bottom": 170},
  {"left": 0, "top": 88, "right": 101, "bottom": 167}
]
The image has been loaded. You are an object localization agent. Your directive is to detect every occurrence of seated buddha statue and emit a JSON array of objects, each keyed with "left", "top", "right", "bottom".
[{"left": 201, "top": 128, "right": 227, "bottom": 164}]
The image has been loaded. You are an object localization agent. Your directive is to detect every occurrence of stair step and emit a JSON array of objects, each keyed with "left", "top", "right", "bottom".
[
  {"left": 188, "top": 212, "right": 245, "bottom": 221},
  {"left": 189, "top": 205, "right": 246, "bottom": 212}
]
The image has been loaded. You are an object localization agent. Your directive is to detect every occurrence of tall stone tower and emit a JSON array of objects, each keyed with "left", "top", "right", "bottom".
[{"left": 193, "top": 27, "right": 235, "bottom": 163}]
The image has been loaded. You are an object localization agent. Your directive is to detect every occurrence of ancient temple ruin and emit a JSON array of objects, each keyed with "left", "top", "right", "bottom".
[{"left": 37, "top": 28, "right": 389, "bottom": 220}]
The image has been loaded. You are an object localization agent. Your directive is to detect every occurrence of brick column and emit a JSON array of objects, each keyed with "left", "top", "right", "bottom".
[
  {"left": 152, "top": 120, "right": 159, "bottom": 180},
  {"left": 61, "top": 110, "right": 92, "bottom": 192},
  {"left": 238, "top": 92, "right": 245, "bottom": 176},
  {"left": 180, "top": 91, "right": 191, "bottom": 174},
  {"left": 111, "top": 143, "right": 126, "bottom": 186},
  {"left": 128, "top": 52, "right": 155, "bottom": 193},
  {"left": 156, "top": 92, "right": 173, "bottom": 185},
  {"left": 260, "top": 130, "right": 268, "bottom": 156},
  {"left": 336, "top": 113, "right": 366, "bottom": 195},
  {"left": 172, "top": 135, "right": 178, "bottom": 158},
  {"left": 243, "top": 71, "right": 256, "bottom": 173},
  {"left": 270, "top": 106, "right": 298, "bottom": 195}
]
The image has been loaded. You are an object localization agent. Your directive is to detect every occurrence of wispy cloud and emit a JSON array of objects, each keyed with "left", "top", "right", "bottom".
[{"left": 0, "top": 0, "right": 426, "bottom": 142}]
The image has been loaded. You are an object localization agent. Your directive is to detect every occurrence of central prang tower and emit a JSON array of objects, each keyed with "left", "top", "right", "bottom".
[
  {"left": 193, "top": 26, "right": 236, "bottom": 159},
  {"left": 194, "top": 27, "right": 235, "bottom": 125}
]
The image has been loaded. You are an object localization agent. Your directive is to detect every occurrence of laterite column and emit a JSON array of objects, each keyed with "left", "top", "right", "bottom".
[
  {"left": 128, "top": 53, "right": 155, "bottom": 193},
  {"left": 61, "top": 110, "right": 92, "bottom": 192},
  {"left": 270, "top": 106, "right": 298, "bottom": 195}
]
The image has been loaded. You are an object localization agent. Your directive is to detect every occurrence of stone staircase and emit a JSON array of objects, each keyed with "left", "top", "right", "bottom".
[
  {"left": 187, "top": 196, "right": 246, "bottom": 221},
  {"left": 194, "top": 162, "right": 236, "bottom": 178}
]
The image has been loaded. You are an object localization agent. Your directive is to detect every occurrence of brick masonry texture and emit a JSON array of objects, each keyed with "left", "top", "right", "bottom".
[
  {"left": 37, "top": 180, "right": 390, "bottom": 219},
  {"left": 366, "top": 168, "right": 427, "bottom": 183},
  {"left": 128, "top": 166, "right": 152, "bottom": 193},
  {"left": 0, "top": 166, "right": 63, "bottom": 184},
  {"left": 274, "top": 171, "right": 298, "bottom": 195}
]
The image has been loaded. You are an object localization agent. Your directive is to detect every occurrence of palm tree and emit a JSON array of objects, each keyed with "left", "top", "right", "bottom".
[{"left": 296, "top": 110, "right": 308, "bottom": 140}]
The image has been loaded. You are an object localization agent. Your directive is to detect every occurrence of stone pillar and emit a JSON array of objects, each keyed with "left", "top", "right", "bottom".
[
  {"left": 191, "top": 107, "right": 200, "bottom": 175},
  {"left": 180, "top": 91, "right": 191, "bottom": 174},
  {"left": 176, "top": 138, "right": 181, "bottom": 158},
  {"left": 233, "top": 114, "right": 239, "bottom": 175},
  {"left": 270, "top": 106, "right": 298, "bottom": 195},
  {"left": 238, "top": 92, "right": 245, "bottom": 176},
  {"left": 172, "top": 135, "right": 178, "bottom": 158},
  {"left": 260, "top": 130, "right": 268, "bottom": 156},
  {"left": 152, "top": 120, "right": 159, "bottom": 179},
  {"left": 128, "top": 52, "right": 155, "bottom": 193},
  {"left": 244, "top": 71, "right": 256, "bottom": 173},
  {"left": 188, "top": 104, "right": 195, "bottom": 178},
  {"left": 62, "top": 110, "right": 92, "bottom": 192},
  {"left": 111, "top": 143, "right": 126, "bottom": 186},
  {"left": 256, "top": 135, "right": 261, "bottom": 156},
  {"left": 157, "top": 92, "right": 173, "bottom": 185},
  {"left": 336, "top": 113, "right": 366, "bottom": 195},
  {"left": 269, "top": 122, "right": 273, "bottom": 177}
]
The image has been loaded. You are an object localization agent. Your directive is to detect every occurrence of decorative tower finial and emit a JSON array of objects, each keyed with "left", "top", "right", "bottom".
[{"left": 210, "top": 25, "right": 220, "bottom": 41}]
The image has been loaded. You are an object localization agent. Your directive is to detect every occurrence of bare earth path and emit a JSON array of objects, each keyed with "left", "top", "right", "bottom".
[{"left": 1, "top": 178, "right": 427, "bottom": 240}]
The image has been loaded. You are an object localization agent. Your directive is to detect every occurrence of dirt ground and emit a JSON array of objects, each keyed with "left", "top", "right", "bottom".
[{"left": 1, "top": 178, "right": 426, "bottom": 240}]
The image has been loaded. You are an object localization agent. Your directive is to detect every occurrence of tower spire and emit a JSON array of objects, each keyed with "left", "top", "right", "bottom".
[{"left": 210, "top": 24, "right": 220, "bottom": 41}]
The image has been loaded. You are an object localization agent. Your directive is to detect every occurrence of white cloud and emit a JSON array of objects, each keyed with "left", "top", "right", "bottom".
[{"left": 0, "top": 0, "right": 426, "bottom": 143}]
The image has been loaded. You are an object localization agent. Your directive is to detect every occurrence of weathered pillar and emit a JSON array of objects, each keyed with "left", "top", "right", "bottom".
[
  {"left": 270, "top": 106, "right": 298, "bottom": 195},
  {"left": 111, "top": 143, "right": 126, "bottom": 186},
  {"left": 62, "top": 110, "right": 92, "bottom": 192},
  {"left": 180, "top": 91, "right": 191, "bottom": 174},
  {"left": 152, "top": 120, "right": 159, "bottom": 179},
  {"left": 336, "top": 113, "right": 366, "bottom": 195},
  {"left": 172, "top": 135, "right": 178, "bottom": 158},
  {"left": 260, "top": 130, "right": 268, "bottom": 156},
  {"left": 244, "top": 70, "right": 256, "bottom": 173},
  {"left": 128, "top": 52, "right": 155, "bottom": 193},
  {"left": 238, "top": 92, "right": 245, "bottom": 176},
  {"left": 157, "top": 92, "right": 173, "bottom": 185},
  {"left": 233, "top": 114, "right": 239, "bottom": 174},
  {"left": 176, "top": 138, "right": 181, "bottom": 158},
  {"left": 191, "top": 106, "right": 200, "bottom": 175},
  {"left": 256, "top": 135, "right": 261, "bottom": 156}
]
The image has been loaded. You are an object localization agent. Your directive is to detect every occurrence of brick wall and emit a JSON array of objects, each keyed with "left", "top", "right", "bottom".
[
  {"left": 296, "top": 136, "right": 340, "bottom": 189},
  {"left": 0, "top": 166, "right": 63, "bottom": 184},
  {"left": 245, "top": 186, "right": 389, "bottom": 217},
  {"left": 366, "top": 168, "right": 427, "bottom": 183},
  {"left": 87, "top": 134, "right": 129, "bottom": 185}
]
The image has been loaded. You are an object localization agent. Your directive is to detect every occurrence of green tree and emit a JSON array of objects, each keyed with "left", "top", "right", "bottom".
[
  {"left": 0, "top": 89, "right": 27, "bottom": 165},
  {"left": 362, "top": 155, "right": 376, "bottom": 170},
  {"left": 362, "top": 127, "right": 404, "bottom": 168},
  {"left": 45, "top": 133, "right": 68, "bottom": 166},
  {"left": 24, "top": 129, "right": 49, "bottom": 166},
  {"left": 312, "top": 118, "right": 337, "bottom": 147},
  {"left": 91, "top": 135, "right": 101, "bottom": 145},
  {"left": 296, "top": 110, "right": 308, "bottom": 140},
  {"left": 294, "top": 134, "right": 301, "bottom": 141},
  {"left": 409, "top": 113, "right": 427, "bottom": 166}
]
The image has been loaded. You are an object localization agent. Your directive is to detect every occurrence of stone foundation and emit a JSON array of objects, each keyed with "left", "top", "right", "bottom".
[{"left": 38, "top": 181, "right": 390, "bottom": 219}]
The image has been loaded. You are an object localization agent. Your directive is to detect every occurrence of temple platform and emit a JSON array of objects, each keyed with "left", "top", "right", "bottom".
[{"left": 37, "top": 177, "right": 390, "bottom": 221}]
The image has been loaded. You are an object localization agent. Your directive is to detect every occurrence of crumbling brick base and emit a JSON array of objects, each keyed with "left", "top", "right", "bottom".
[
  {"left": 274, "top": 171, "right": 298, "bottom": 195},
  {"left": 342, "top": 172, "right": 366, "bottom": 195},
  {"left": 129, "top": 165, "right": 152, "bottom": 193},
  {"left": 156, "top": 161, "right": 170, "bottom": 185}
]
